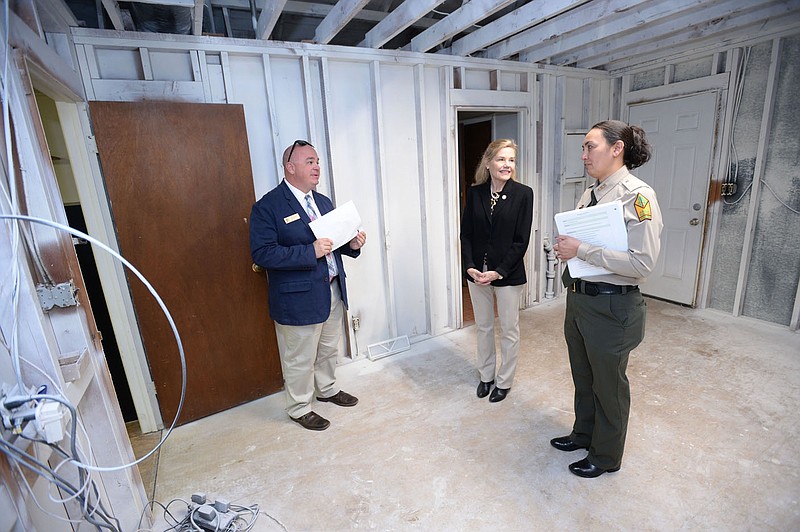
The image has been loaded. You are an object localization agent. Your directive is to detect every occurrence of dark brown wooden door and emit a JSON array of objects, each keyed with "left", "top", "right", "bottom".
[{"left": 89, "top": 100, "right": 281, "bottom": 425}]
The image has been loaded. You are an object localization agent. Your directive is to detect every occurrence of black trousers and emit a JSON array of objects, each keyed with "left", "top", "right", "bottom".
[{"left": 564, "top": 289, "right": 646, "bottom": 469}]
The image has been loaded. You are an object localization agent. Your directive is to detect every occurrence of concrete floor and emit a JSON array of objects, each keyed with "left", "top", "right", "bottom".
[{"left": 131, "top": 297, "right": 800, "bottom": 531}]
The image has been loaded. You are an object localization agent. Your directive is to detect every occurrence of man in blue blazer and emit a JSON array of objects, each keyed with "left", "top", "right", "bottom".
[{"left": 250, "top": 140, "right": 366, "bottom": 431}]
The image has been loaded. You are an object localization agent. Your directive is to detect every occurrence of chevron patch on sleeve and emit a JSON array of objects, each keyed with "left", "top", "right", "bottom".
[{"left": 634, "top": 193, "right": 652, "bottom": 221}]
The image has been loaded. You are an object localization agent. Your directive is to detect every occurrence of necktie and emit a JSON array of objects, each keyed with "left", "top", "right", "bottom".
[
  {"left": 304, "top": 195, "right": 337, "bottom": 280},
  {"left": 588, "top": 188, "right": 598, "bottom": 207},
  {"left": 561, "top": 188, "right": 598, "bottom": 287}
]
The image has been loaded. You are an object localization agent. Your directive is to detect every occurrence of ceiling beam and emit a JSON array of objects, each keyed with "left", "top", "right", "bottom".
[
  {"left": 314, "top": 0, "right": 371, "bottom": 44},
  {"left": 574, "top": 0, "right": 798, "bottom": 69},
  {"left": 588, "top": 1, "right": 800, "bottom": 69},
  {"left": 255, "top": 0, "right": 288, "bottom": 39},
  {"left": 545, "top": 0, "right": 752, "bottom": 66},
  {"left": 405, "top": 0, "right": 516, "bottom": 53},
  {"left": 100, "top": 0, "right": 125, "bottom": 30},
  {"left": 125, "top": 0, "right": 195, "bottom": 5},
  {"left": 359, "top": 0, "right": 446, "bottom": 49},
  {"left": 487, "top": 0, "right": 658, "bottom": 60},
  {"left": 606, "top": 23, "right": 800, "bottom": 73},
  {"left": 441, "top": 0, "right": 588, "bottom": 57},
  {"left": 193, "top": 0, "right": 204, "bottom": 35},
  {"left": 204, "top": 0, "right": 438, "bottom": 28}
]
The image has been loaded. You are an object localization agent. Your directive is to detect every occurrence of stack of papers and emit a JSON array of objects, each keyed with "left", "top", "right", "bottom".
[{"left": 554, "top": 200, "right": 627, "bottom": 278}]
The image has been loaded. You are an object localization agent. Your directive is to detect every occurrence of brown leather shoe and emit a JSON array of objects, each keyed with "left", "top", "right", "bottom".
[
  {"left": 290, "top": 411, "right": 330, "bottom": 431},
  {"left": 316, "top": 390, "right": 359, "bottom": 407}
]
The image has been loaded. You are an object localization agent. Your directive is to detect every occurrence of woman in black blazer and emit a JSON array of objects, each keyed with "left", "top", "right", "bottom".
[{"left": 460, "top": 139, "right": 534, "bottom": 402}]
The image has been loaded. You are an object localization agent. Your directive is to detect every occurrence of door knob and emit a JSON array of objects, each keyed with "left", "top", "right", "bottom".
[
  {"left": 252, "top": 263, "right": 263, "bottom": 272},
  {"left": 689, "top": 218, "right": 700, "bottom": 226}
]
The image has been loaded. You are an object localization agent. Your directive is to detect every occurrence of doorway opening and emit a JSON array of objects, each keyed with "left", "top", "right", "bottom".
[
  {"left": 34, "top": 90, "right": 137, "bottom": 422},
  {"left": 456, "top": 109, "right": 522, "bottom": 327}
]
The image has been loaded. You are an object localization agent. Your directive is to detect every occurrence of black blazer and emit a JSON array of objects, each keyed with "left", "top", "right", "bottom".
[{"left": 460, "top": 179, "right": 534, "bottom": 286}]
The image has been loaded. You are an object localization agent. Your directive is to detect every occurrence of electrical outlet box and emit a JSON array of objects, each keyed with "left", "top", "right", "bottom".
[
  {"left": 190, "top": 503, "right": 236, "bottom": 531},
  {"left": 35, "top": 401, "right": 65, "bottom": 443}
]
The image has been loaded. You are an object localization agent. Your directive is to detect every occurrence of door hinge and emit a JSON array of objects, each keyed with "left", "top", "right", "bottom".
[{"left": 36, "top": 281, "right": 79, "bottom": 311}]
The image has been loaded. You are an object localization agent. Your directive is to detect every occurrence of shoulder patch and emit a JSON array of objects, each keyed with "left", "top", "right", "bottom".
[{"left": 634, "top": 193, "right": 652, "bottom": 221}]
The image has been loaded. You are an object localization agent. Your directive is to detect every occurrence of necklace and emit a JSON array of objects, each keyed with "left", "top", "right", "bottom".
[{"left": 490, "top": 189, "right": 500, "bottom": 214}]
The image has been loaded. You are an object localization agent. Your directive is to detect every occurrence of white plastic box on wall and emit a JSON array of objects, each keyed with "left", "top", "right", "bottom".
[{"left": 58, "top": 348, "right": 89, "bottom": 382}]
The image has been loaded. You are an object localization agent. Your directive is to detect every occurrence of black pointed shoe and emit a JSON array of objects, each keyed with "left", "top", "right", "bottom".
[
  {"left": 489, "top": 386, "right": 509, "bottom": 402},
  {"left": 568, "top": 457, "right": 620, "bottom": 478},
  {"left": 550, "top": 435, "right": 589, "bottom": 452},
  {"left": 476, "top": 380, "right": 494, "bottom": 398}
]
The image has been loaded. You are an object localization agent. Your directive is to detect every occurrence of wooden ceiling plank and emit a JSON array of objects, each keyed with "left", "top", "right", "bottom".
[
  {"left": 314, "top": 0, "right": 371, "bottom": 44},
  {"left": 255, "top": 0, "right": 288, "bottom": 39},
  {"left": 579, "top": 1, "right": 799, "bottom": 69},
  {"left": 551, "top": 0, "right": 781, "bottom": 67},
  {"left": 359, "top": 0, "right": 446, "bottom": 49},
  {"left": 193, "top": 0, "right": 204, "bottom": 35},
  {"left": 100, "top": 0, "right": 125, "bottom": 30},
  {"left": 193, "top": 0, "right": 439, "bottom": 28},
  {"left": 406, "top": 0, "right": 516, "bottom": 53},
  {"left": 442, "top": 0, "right": 587, "bottom": 57},
  {"left": 486, "top": 0, "right": 657, "bottom": 60},
  {"left": 126, "top": 0, "right": 195, "bottom": 6}
]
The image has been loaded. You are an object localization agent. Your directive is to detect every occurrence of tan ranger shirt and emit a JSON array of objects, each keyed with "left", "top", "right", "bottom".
[{"left": 575, "top": 166, "right": 663, "bottom": 286}]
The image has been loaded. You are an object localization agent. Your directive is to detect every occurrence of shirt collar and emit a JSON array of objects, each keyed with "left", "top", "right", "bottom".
[
  {"left": 593, "top": 166, "right": 630, "bottom": 197},
  {"left": 285, "top": 179, "right": 312, "bottom": 206}
]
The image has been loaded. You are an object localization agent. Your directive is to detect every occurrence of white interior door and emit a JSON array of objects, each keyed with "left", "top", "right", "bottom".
[{"left": 628, "top": 92, "right": 716, "bottom": 305}]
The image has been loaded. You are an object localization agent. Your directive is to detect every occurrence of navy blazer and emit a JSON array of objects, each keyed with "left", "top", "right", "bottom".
[
  {"left": 460, "top": 179, "right": 534, "bottom": 286},
  {"left": 250, "top": 180, "right": 360, "bottom": 326}
]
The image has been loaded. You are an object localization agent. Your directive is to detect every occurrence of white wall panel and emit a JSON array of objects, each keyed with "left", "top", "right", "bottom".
[
  {"left": 270, "top": 56, "right": 311, "bottom": 159},
  {"left": 72, "top": 30, "right": 610, "bottom": 365},
  {"left": 420, "top": 65, "right": 451, "bottom": 335},
  {"left": 226, "top": 54, "right": 276, "bottom": 197},
  {"left": 325, "top": 59, "right": 394, "bottom": 350},
  {"left": 150, "top": 50, "right": 194, "bottom": 81},
  {"left": 379, "top": 63, "right": 428, "bottom": 338}
]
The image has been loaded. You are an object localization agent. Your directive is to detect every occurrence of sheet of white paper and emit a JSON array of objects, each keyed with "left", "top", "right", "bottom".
[
  {"left": 309, "top": 200, "right": 362, "bottom": 250},
  {"left": 554, "top": 200, "right": 627, "bottom": 278}
]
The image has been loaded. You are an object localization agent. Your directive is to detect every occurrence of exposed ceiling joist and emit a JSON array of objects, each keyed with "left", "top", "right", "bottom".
[
  {"left": 255, "top": 0, "right": 288, "bottom": 39},
  {"left": 488, "top": 0, "right": 655, "bottom": 61},
  {"left": 556, "top": 0, "right": 775, "bottom": 67},
  {"left": 193, "top": 0, "right": 204, "bottom": 35},
  {"left": 404, "top": 0, "right": 515, "bottom": 53},
  {"left": 100, "top": 0, "right": 125, "bottom": 30},
  {"left": 359, "top": 0, "right": 446, "bottom": 49},
  {"left": 442, "top": 0, "right": 588, "bottom": 57},
  {"left": 598, "top": 1, "right": 800, "bottom": 70},
  {"left": 314, "top": 0, "right": 371, "bottom": 44},
  {"left": 62, "top": 0, "right": 800, "bottom": 73}
]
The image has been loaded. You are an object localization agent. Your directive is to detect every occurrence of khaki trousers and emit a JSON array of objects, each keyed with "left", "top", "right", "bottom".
[
  {"left": 274, "top": 281, "right": 343, "bottom": 418},
  {"left": 467, "top": 282, "right": 524, "bottom": 389}
]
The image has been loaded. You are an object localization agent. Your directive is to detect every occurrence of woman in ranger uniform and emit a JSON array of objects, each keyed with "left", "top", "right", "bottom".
[{"left": 551, "top": 120, "right": 663, "bottom": 478}]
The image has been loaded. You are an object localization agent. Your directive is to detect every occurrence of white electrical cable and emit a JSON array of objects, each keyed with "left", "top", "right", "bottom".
[
  {"left": 0, "top": 213, "right": 187, "bottom": 473},
  {"left": 1, "top": 0, "right": 26, "bottom": 394}
]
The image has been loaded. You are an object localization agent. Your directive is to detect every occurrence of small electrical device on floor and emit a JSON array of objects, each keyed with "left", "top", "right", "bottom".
[{"left": 182, "top": 493, "right": 260, "bottom": 531}]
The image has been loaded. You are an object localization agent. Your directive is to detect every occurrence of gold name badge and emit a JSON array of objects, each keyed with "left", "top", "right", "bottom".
[{"left": 284, "top": 213, "right": 301, "bottom": 224}]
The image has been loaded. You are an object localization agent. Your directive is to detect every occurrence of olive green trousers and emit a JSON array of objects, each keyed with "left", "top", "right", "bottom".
[{"left": 564, "top": 289, "right": 646, "bottom": 470}]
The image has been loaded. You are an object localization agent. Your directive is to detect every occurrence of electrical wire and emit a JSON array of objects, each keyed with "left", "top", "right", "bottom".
[
  {"left": 2, "top": 392, "right": 118, "bottom": 528},
  {"left": 0, "top": 212, "right": 188, "bottom": 474},
  {"left": 0, "top": 215, "right": 187, "bottom": 528}
]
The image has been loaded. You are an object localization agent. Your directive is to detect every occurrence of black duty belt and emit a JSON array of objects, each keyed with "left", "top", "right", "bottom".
[{"left": 571, "top": 280, "right": 638, "bottom": 296}]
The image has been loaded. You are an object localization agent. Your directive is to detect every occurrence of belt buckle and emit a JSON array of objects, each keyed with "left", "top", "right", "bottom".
[{"left": 571, "top": 282, "right": 577, "bottom": 293}]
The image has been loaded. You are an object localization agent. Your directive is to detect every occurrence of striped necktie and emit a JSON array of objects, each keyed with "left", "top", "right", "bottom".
[{"left": 304, "top": 195, "right": 337, "bottom": 280}]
